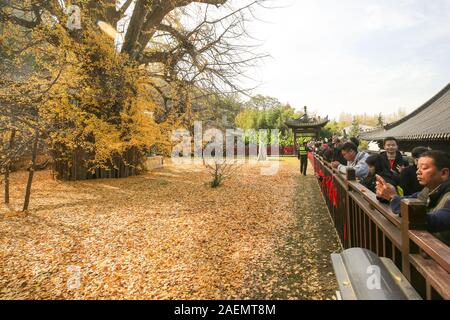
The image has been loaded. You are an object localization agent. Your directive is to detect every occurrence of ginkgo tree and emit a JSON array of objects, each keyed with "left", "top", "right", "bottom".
[{"left": 0, "top": 0, "right": 267, "bottom": 209}]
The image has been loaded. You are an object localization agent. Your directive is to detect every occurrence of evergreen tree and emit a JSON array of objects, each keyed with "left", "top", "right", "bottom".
[
  {"left": 349, "top": 117, "right": 361, "bottom": 138},
  {"left": 377, "top": 113, "right": 384, "bottom": 127}
]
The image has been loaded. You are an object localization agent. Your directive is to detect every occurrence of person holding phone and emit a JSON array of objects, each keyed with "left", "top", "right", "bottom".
[{"left": 376, "top": 150, "right": 450, "bottom": 245}]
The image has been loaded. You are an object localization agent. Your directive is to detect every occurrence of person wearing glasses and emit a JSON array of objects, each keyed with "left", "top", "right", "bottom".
[{"left": 331, "top": 142, "right": 369, "bottom": 180}]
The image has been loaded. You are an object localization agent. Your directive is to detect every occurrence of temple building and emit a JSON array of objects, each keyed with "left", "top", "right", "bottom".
[
  {"left": 361, "top": 83, "right": 450, "bottom": 153},
  {"left": 285, "top": 106, "right": 329, "bottom": 153}
]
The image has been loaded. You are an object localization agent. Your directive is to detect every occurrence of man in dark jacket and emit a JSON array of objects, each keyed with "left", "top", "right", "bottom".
[
  {"left": 376, "top": 150, "right": 450, "bottom": 246},
  {"left": 399, "top": 146, "right": 429, "bottom": 196},
  {"left": 331, "top": 135, "right": 346, "bottom": 165},
  {"left": 362, "top": 154, "right": 398, "bottom": 203},
  {"left": 380, "top": 137, "right": 409, "bottom": 175}
]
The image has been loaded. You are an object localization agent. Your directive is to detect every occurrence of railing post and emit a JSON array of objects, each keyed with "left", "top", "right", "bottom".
[
  {"left": 344, "top": 168, "right": 356, "bottom": 248},
  {"left": 400, "top": 199, "right": 427, "bottom": 281},
  {"left": 346, "top": 168, "right": 356, "bottom": 181}
]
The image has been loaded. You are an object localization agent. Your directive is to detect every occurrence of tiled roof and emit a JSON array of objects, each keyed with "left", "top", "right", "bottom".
[
  {"left": 285, "top": 115, "right": 329, "bottom": 129},
  {"left": 361, "top": 83, "right": 450, "bottom": 141}
]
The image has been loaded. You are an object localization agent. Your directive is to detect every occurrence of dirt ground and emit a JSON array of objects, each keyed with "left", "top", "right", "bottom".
[{"left": 0, "top": 158, "right": 340, "bottom": 299}]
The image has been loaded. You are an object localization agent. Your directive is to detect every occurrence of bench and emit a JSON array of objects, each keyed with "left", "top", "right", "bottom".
[{"left": 331, "top": 248, "right": 422, "bottom": 300}]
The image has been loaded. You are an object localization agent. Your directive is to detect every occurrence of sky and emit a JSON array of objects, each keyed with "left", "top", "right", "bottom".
[{"left": 240, "top": 0, "right": 450, "bottom": 119}]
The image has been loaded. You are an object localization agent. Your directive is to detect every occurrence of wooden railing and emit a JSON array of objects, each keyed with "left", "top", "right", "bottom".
[{"left": 311, "top": 153, "right": 450, "bottom": 300}]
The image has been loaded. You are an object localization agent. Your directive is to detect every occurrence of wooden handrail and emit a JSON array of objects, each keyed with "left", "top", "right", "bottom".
[
  {"left": 349, "top": 190, "right": 402, "bottom": 248},
  {"left": 409, "top": 254, "right": 450, "bottom": 299},
  {"left": 347, "top": 181, "right": 402, "bottom": 228},
  {"left": 409, "top": 230, "right": 450, "bottom": 273},
  {"left": 312, "top": 153, "right": 450, "bottom": 299}
]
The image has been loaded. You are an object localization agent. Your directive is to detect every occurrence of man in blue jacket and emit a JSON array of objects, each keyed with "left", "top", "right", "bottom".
[
  {"left": 331, "top": 142, "right": 369, "bottom": 180},
  {"left": 376, "top": 150, "right": 450, "bottom": 245}
]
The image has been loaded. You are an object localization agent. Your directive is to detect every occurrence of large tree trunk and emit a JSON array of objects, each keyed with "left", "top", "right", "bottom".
[
  {"left": 121, "top": 0, "right": 228, "bottom": 61},
  {"left": 23, "top": 131, "right": 39, "bottom": 212},
  {"left": 4, "top": 129, "right": 16, "bottom": 205},
  {"left": 121, "top": 0, "right": 149, "bottom": 59}
]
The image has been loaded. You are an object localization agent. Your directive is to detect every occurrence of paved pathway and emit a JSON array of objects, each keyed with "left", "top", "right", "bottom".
[{"left": 241, "top": 160, "right": 342, "bottom": 300}]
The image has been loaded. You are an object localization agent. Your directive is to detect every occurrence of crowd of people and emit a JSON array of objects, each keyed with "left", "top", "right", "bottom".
[{"left": 306, "top": 136, "right": 450, "bottom": 246}]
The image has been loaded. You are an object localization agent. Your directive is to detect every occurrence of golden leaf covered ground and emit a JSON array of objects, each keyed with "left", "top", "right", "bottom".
[{"left": 0, "top": 158, "right": 340, "bottom": 299}]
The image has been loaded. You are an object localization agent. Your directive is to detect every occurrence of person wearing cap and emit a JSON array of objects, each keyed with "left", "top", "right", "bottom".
[{"left": 297, "top": 142, "right": 310, "bottom": 176}]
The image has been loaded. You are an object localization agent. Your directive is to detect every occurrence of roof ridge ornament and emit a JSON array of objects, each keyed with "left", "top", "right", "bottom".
[{"left": 302, "top": 106, "right": 311, "bottom": 123}]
